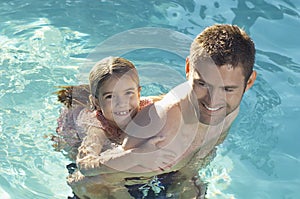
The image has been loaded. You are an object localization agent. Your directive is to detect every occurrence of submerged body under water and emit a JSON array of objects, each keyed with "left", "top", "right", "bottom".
[{"left": 1, "top": 0, "right": 300, "bottom": 198}]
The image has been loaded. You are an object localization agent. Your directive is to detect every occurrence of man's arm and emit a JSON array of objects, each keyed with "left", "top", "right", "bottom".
[
  {"left": 77, "top": 125, "right": 176, "bottom": 177},
  {"left": 123, "top": 102, "right": 167, "bottom": 150}
]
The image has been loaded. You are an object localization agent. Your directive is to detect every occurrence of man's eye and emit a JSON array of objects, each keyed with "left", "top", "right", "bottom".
[
  {"left": 197, "top": 81, "right": 208, "bottom": 87},
  {"left": 224, "top": 87, "right": 234, "bottom": 92}
]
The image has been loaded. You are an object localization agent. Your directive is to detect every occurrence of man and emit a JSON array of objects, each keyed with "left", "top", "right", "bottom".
[{"left": 68, "top": 24, "right": 257, "bottom": 199}]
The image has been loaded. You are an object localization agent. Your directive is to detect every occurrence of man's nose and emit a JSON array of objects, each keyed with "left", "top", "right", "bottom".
[{"left": 207, "top": 88, "right": 225, "bottom": 105}]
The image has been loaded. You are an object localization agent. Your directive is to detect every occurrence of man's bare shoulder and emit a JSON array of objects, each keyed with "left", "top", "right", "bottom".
[{"left": 155, "top": 82, "right": 190, "bottom": 108}]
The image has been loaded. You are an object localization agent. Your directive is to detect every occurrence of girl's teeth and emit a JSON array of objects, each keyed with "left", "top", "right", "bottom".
[{"left": 116, "top": 111, "right": 129, "bottom": 115}]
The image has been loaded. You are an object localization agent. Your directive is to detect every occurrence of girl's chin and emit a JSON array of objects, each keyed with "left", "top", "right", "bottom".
[
  {"left": 115, "top": 119, "right": 131, "bottom": 129},
  {"left": 113, "top": 109, "right": 138, "bottom": 128}
]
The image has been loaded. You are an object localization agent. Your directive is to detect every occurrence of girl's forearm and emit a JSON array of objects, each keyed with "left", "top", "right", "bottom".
[
  {"left": 78, "top": 148, "right": 137, "bottom": 176},
  {"left": 122, "top": 135, "right": 146, "bottom": 150}
]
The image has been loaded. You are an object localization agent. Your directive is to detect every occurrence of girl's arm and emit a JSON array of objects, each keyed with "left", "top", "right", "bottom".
[
  {"left": 77, "top": 126, "right": 175, "bottom": 176},
  {"left": 101, "top": 136, "right": 175, "bottom": 174},
  {"left": 76, "top": 126, "right": 121, "bottom": 176}
]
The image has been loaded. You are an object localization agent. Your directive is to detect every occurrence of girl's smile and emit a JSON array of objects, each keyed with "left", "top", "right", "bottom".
[{"left": 96, "top": 74, "right": 140, "bottom": 129}]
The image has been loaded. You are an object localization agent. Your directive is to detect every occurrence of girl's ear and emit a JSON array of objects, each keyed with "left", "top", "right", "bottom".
[
  {"left": 185, "top": 56, "right": 190, "bottom": 79},
  {"left": 89, "top": 95, "right": 99, "bottom": 110},
  {"left": 138, "top": 86, "right": 141, "bottom": 98}
]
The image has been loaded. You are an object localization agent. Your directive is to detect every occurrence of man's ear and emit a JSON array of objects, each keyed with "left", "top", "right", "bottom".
[
  {"left": 185, "top": 56, "right": 190, "bottom": 79},
  {"left": 245, "top": 70, "right": 257, "bottom": 92}
]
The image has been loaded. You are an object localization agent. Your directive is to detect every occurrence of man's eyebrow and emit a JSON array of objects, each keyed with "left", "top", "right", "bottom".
[
  {"left": 193, "top": 69, "right": 202, "bottom": 79},
  {"left": 223, "top": 85, "right": 239, "bottom": 89}
]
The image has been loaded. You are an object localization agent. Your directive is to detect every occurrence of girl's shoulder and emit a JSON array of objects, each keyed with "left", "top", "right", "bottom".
[
  {"left": 139, "top": 97, "right": 153, "bottom": 108},
  {"left": 140, "top": 95, "right": 165, "bottom": 109}
]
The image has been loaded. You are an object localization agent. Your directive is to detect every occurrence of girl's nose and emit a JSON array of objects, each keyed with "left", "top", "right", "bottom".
[{"left": 114, "top": 95, "right": 128, "bottom": 107}]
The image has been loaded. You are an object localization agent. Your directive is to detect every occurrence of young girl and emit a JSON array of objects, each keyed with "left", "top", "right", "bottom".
[
  {"left": 53, "top": 57, "right": 172, "bottom": 198},
  {"left": 52, "top": 56, "right": 162, "bottom": 160}
]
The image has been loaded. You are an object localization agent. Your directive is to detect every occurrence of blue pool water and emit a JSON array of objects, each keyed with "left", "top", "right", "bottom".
[{"left": 1, "top": 1, "right": 299, "bottom": 198}]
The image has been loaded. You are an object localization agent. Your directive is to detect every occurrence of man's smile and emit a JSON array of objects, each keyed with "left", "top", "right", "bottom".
[{"left": 200, "top": 102, "right": 225, "bottom": 115}]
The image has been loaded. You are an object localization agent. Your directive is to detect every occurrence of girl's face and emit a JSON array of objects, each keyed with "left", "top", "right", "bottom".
[{"left": 96, "top": 74, "right": 140, "bottom": 129}]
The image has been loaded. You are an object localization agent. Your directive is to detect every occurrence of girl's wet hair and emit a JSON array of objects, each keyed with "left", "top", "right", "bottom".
[{"left": 89, "top": 57, "right": 139, "bottom": 98}]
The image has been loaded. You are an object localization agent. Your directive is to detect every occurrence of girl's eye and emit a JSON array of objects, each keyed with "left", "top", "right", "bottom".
[
  {"left": 125, "top": 91, "right": 135, "bottom": 95},
  {"left": 104, "top": 94, "right": 113, "bottom": 99}
]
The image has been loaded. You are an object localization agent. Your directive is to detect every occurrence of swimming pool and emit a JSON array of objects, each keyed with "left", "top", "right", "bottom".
[{"left": 0, "top": 0, "right": 299, "bottom": 198}]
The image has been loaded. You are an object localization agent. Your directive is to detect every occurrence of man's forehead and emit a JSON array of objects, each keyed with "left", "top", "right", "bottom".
[
  {"left": 191, "top": 63, "right": 245, "bottom": 86},
  {"left": 192, "top": 68, "right": 202, "bottom": 79},
  {"left": 191, "top": 64, "right": 220, "bottom": 79}
]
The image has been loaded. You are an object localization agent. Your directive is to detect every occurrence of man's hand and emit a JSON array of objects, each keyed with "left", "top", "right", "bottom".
[{"left": 127, "top": 136, "right": 177, "bottom": 173}]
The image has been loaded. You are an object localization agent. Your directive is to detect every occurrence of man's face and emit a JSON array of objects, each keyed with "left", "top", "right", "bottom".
[{"left": 186, "top": 58, "right": 256, "bottom": 125}]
